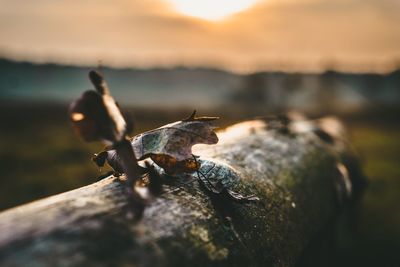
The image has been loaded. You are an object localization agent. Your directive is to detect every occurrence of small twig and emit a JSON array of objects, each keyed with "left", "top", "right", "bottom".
[
  {"left": 113, "top": 139, "right": 142, "bottom": 189},
  {"left": 70, "top": 70, "right": 144, "bottom": 217}
]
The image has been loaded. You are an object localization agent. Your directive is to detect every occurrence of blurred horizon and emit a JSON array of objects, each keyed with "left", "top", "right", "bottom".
[
  {"left": 1, "top": 57, "right": 399, "bottom": 113},
  {"left": 1, "top": 0, "right": 399, "bottom": 73}
]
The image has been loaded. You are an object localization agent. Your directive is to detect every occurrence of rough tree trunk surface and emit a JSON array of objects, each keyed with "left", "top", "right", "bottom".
[{"left": 0, "top": 118, "right": 360, "bottom": 267}]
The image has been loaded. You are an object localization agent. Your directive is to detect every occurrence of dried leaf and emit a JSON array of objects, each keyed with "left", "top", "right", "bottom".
[
  {"left": 69, "top": 71, "right": 128, "bottom": 144},
  {"left": 94, "top": 111, "right": 219, "bottom": 175},
  {"left": 193, "top": 158, "right": 259, "bottom": 201},
  {"left": 194, "top": 159, "right": 240, "bottom": 194},
  {"left": 150, "top": 154, "right": 200, "bottom": 175},
  {"left": 132, "top": 111, "right": 219, "bottom": 161}
]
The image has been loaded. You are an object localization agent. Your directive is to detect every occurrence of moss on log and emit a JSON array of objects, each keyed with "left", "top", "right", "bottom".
[{"left": 0, "top": 118, "right": 362, "bottom": 267}]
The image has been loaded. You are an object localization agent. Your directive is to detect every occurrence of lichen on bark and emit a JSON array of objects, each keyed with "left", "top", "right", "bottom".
[{"left": 0, "top": 118, "right": 362, "bottom": 267}]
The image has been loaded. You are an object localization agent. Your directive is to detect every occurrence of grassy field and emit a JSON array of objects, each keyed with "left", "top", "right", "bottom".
[
  {"left": 341, "top": 121, "right": 400, "bottom": 266},
  {"left": 0, "top": 102, "right": 399, "bottom": 265},
  {"left": 0, "top": 102, "right": 197, "bottom": 210}
]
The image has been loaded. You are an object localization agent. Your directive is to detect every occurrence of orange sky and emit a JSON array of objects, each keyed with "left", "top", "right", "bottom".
[{"left": 0, "top": 0, "right": 399, "bottom": 73}]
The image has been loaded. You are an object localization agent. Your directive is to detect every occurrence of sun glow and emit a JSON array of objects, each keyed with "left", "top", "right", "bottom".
[{"left": 168, "top": 0, "right": 258, "bottom": 20}]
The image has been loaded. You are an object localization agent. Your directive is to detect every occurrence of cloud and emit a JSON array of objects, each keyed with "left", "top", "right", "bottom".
[{"left": 0, "top": 0, "right": 399, "bottom": 72}]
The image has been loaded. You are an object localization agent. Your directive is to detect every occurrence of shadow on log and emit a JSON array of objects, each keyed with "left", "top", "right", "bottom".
[{"left": 0, "top": 117, "right": 364, "bottom": 267}]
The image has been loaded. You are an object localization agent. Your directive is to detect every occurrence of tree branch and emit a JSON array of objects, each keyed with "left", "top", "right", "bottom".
[{"left": 0, "top": 118, "right": 363, "bottom": 267}]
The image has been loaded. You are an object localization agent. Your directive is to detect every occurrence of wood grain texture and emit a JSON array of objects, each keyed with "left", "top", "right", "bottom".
[{"left": 0, "top": 118, "right": 361, "bottom": 267}]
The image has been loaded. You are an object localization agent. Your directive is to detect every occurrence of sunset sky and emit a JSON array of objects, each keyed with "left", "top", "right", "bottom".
[{"left": 0, "top": 0, "right": 399, "bottom": 73}]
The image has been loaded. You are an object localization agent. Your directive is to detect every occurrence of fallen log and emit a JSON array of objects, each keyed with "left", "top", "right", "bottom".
[{"left": 0, "top": 117, "right": 363, "bottom": 267}]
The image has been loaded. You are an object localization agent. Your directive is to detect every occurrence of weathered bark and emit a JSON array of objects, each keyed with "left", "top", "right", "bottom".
[{"left": 0, "top": 118, "right": 362, "bottom": 267}]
